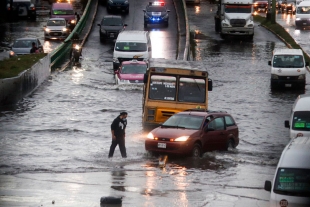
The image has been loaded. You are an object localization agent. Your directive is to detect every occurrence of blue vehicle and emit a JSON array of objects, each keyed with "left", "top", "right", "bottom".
[{"left": 143, "top": 2, "right": 170, "bottom": 28}]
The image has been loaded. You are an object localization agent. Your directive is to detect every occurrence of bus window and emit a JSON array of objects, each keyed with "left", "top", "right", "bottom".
[
  {"left": 178, "top": 77, "right": 206, "bottom": 103},
  {"left": 149, "top": 75, "right": 176, "bottom": 100}
]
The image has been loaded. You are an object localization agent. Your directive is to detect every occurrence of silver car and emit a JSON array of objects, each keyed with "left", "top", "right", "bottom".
[
  {"left": 9, "top": 38, "right": 44, "bottom": 57},
  {"left": 44, "top": 18, "right": 70, "bottom": 40}
]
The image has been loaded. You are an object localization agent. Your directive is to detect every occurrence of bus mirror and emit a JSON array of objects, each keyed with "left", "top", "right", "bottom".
[
  {"left": 143, "top": 73, "right": 148, "bottom": 83},
  {"left": 208, "top": 78, "right": 213, "bottom": 91}
]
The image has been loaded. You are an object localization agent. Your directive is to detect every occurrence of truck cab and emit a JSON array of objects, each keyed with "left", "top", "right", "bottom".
[{"left": 214, "top": 0, "right": 254, "bottom": 40}]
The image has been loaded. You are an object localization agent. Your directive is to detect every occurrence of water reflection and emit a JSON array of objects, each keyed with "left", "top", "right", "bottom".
[
  {"left": 195, "top": 6, "right": 200, "bottom": 14},
  {"left": 149, "top": 30, "right": 167, "bottom": 58}
]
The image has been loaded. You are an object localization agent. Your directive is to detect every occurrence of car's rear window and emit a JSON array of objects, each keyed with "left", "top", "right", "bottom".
[
  {"left": 121, "top": 65, "right": 147, "bottom": 74},
  {"left": 101, "top": 17, "right": 123, "bottom": 26}
]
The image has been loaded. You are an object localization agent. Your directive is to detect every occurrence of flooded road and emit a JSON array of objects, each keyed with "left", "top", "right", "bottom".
[{"left": 1, "top": 0, "right": 310, "bottom": 207}]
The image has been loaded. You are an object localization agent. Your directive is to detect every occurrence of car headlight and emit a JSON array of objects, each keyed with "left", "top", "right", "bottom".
[
  {"left": 296, "top": 18, "right": 301, "bottom": 21},
  {"left": 175, "top": 136, "right": 189, "bottom": 142},
  {"left": 222, "top": 23, "right": 230, "bottom": 27},
  {"left": 74, "top": 44, "right": 80, "bottom": 50},
  {"left": 9, "top": 51, "right": 15, "bottom": 57},
  {"left": 45, "top": 28, "right": 50, "bottom": 32},
  {"left": 147, "top": 132, "right": 154, "bottom": 139},
  {"left": 298, "top": 74, "right": 306, "bottom": 79},
  {"left": 113, "top": 58, "right": 120, "bottom": 63},
  {"left": 70, "top": 20, "right": 76, "bottom": 24},
  {"left": 271, "top": 74, "right": 279, "bottom": 79},
  {"left": 101, "top": 29, "right": 106, "bottom": 33},
  {"left": 62, "top": 28, "right": 67, "bottom": 32}
]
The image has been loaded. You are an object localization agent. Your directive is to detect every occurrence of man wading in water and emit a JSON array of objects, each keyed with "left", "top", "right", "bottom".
[{"left": 108, "top": 112, "right": 128, "bottom": 158}]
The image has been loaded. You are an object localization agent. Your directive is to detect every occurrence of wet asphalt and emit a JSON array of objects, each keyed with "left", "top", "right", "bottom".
[{"left": 0, "top": 1, "right": 310, "bottom": 206}]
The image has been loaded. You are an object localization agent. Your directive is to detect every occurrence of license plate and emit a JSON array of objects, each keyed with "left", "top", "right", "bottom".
[
  {"left": 158, "top": 143, "right": 166, "bottom": 148},
  {"left": 53, "top": 33, "right": 59, "bottom": 36},
  {"left": 110, "top": 33, "right": 114, "bottom": 37},
  {"left": 285, "top": 84, "right": 292, "bottom": 87}
]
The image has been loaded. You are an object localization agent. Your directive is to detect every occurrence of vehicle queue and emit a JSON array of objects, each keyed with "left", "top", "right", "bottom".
[{"left": 2, "top": 0, "right": 309, "bottom": 204}]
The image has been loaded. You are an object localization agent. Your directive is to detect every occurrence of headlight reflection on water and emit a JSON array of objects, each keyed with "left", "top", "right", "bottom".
[{"left": 71, "top": 66, "right": 84, "bottom": 84}]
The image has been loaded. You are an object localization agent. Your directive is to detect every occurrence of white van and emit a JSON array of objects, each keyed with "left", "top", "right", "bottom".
[
  {"left": 268, "top": 49, "right": 308, "bottom": 89},
  {"left": 264, "top": 137, "right": 310, "bottom": 207},
  {"left": 113, "top": 30, "right": 152, "bottom": 70},
  {"left": 295, "top": 0, "right": 310, "bottom": 28},
  {"left": 285, "top": 94, "right": 310, "bottom": 138}
]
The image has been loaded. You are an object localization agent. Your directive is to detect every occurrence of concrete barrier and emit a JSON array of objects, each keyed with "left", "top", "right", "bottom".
[
  {"left": 0, "top": 53, "right": 51, "bottom": 106},
  {"left": 0, "top": 0, "right": 97, "bottom": 106}
]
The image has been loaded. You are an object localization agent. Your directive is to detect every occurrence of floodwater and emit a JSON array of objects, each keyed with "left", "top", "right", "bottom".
[{"left": 1, "top": 0, "right": 310, "bottom": 206}]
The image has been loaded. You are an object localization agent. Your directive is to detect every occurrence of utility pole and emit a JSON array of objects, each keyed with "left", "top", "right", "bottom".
[{"left": 266, "top": 0, "right": 276, "bottom": 23}]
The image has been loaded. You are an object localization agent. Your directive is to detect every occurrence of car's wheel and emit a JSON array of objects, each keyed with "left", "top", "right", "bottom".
[
  {"left": 248, "top": 34, "right": 254, "bottom": 41},
  {"left": 165, "top": 22, "right": 169, "bottom": 27},
  {"left": 220, "top": 33, "right": 226, "bottom": 39},
  {"left": 144, "top": 22, "right": 147, "bottom": 28},
  {"left": 270, "top": 81, "right": 277, "bottom": 90},
  {"left": 191, "top": 143, "right": 202, "bottom": 157},
  {"left": 226, "top": 139, "right": 235, "bottom": 151}
]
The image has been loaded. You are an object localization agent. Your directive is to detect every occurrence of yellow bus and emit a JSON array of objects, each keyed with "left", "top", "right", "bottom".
[{"left": 142, "top": 58, "right": 213, "bottom": 129}]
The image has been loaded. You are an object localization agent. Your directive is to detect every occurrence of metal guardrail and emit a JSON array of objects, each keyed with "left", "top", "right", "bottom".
[{"left": 50, "top": 0, "right": 94, "bottom": 69}]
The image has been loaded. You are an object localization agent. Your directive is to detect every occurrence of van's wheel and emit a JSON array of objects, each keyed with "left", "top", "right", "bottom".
[
  {"left": 226, "top": 139, "right": 235, "bottom": 151},
  {"left": 192, "top": 143, "right": 202, "bottom": 157},
  {"left": 270, "top": 81, "right": 277, "bottom": 90}
]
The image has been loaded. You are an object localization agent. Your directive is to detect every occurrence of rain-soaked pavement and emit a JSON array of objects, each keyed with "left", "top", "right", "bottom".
[{"left": 1, "top": 1, "right": 310, "bottom": 207}]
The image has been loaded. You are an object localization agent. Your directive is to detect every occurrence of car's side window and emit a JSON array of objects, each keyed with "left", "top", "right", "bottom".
[
  {"left": 224, "top": 116, "right": 235, "bottom": 127},
  {"left": 208, "top": 117, "right": 225, "bottom": 130}
]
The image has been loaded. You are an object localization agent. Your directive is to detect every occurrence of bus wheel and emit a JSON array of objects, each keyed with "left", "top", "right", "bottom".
[{"left": 191, "top": 143, "right": 202, "bottom": 157}]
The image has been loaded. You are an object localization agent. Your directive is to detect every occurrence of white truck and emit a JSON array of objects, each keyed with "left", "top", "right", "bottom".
[{"left": 214, "top": 0, "right": 254, "bottom": 40}]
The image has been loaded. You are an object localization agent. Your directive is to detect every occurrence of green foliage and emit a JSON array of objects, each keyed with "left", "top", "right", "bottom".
[{"left": 0, "top": 53, "right": 47, "bottom": 79}]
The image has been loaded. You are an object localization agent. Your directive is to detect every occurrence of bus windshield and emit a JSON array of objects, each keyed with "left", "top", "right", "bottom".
[
  {"left": 142, "top": 59, "right": 211, "bottom": 130},
  {"left": 149, "top": 75, "right": 206, "bottom": 102}
]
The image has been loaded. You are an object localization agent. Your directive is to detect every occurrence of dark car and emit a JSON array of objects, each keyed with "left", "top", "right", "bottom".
[
  {"left": 145, "top": 110, "right": 239, "bottom": 157},
  {"left": 107, "top": 0, "right": 129, "bottom": 14},
  {"left": 97, "top": 15, "right": 127, "bottom": 42},
  {"left": 6, "top": 0, "right": 36, "bottom": 20},
  {"left": 253, "top": 1, "right": 268, "bottom": 12},
  {"left": 143, "top": 2, "right": 170, "bottom": 27}
]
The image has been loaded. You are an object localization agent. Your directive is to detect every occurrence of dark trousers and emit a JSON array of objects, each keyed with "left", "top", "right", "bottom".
[{"left": 108, "top": 136, "right": 127, "bottom": 158}]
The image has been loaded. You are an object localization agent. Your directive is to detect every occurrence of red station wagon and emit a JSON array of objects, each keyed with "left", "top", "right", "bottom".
[{"left": 145, "top": 110, "right": 239, "bottom": 157}]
